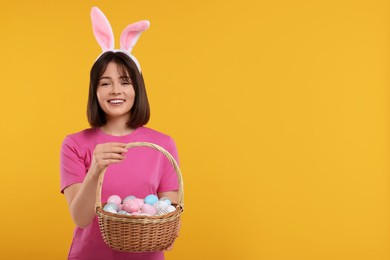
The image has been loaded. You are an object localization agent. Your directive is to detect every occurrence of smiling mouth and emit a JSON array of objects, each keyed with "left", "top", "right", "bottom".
[{"left": 108, "top": 99, "right": 125, "bottom": 104}]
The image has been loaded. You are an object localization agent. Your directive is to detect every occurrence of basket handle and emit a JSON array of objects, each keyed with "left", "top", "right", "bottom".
[{"left": 95, "top": 142, "right": 184, "bottom": 211}]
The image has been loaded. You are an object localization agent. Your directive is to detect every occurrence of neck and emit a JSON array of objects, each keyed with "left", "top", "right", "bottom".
[{"left": 101, "top": 117, "right": 134, "bottom": 136}]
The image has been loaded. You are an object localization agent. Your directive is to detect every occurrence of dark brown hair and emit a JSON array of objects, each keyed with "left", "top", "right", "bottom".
[{"left": 87, "top": 51, "right": 150, "bottom": 128}]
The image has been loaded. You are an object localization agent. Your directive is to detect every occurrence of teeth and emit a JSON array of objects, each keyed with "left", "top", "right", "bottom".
[{"left": 109, "top": 100, "right": 124, "bottom": 104}]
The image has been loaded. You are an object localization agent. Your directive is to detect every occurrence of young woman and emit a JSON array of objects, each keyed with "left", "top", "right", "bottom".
[{"left": 60, "top": 8, "right": 180, "bottom": 260}]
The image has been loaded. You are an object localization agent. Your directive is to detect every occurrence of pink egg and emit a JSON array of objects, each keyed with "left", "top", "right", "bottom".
[
  {"left": 107, "top": 195, "right": 122, "bottom": 206},
  {"left": 135, "top": 198, "right": 144, "bottom": 208},
  {"left": 123, "top": 200, "right": 140, "bottom": 213},
  {"left": 141, "top": 204, "right": 157, "bottom": 216},
  {"left": 118, "top": 204, "right": 123, "bottom": 211}
]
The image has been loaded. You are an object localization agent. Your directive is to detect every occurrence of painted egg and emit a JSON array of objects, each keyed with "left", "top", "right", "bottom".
[
  {"left": 155, "top": 204, "right": 176, "bottom": 215},
  {"left": 159, "top": 197, "right": 172, "bottom": 206},
  {"left": 103, "top": 203, "right": 118, "bottom": 213},
  {"left": 167, "top": 205, "right": 176, "bottom": 213},
  {"left": 123, "top": 200, "right": 140, "bottom": 213},
  {"left": 144, "top": 194, "right": 159, "bottom": 205},
  {"left": 118, "top": 204, "right": 124, "bottom": 211},
  {"left": 156, "top": 209, "right": 169, "bottom": 216},
  {"left": 107, "top": 195, "right": 122, "bottom": 206},
  {"left": 135, "top": 198, "right": 144, "bottom": 208},
  {"left": 123, "top": 195, "right": 136, "bottom": 202},
  {"left": 117, "top": 210, "right": 129, "bottom": 215},
  {"left": 153, "top": 201, "right": 169, "bottom": 211},
  {"left": 141, "top": 204, "right": 157, "bottom": 216},
  {"left": 104, "top": 208, "right": 117, "bottom": 214}
]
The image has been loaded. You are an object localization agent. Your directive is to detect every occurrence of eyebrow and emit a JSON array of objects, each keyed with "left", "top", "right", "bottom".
[{"left": 99, "top": 76, "right": 132, "bottom": 80}]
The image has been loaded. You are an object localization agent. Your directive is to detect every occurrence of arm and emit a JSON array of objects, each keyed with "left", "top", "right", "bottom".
[
  {"left": 63, "top": 174, "right": 99, "bottom": 228},
  {"left": 157, "top": 137, "right": 181, "bottom": 205},
  {"left": 63, "top": 142, "right": 127, "bottom": 228},
  {"left": 158, "top": 191, "right": 179, "bottom": 204}
]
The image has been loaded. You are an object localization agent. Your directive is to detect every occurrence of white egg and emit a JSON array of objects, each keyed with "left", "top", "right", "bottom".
[
  {"left": 153, "top": 201, "right": 169, "bottom": 211},
  {"left": 155, "top": 209, "right": 169, "bottom": 216},
  {"left": 167, "top": 205, "right": 176, "bottom": 213}
]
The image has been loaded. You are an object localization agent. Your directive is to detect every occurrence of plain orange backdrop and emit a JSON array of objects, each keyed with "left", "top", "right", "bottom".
[{"left": 0, "top": 0, "right": 389, "bottom": 259}]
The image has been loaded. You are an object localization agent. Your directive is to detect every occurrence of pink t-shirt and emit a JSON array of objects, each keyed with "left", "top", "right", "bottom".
[{"left": 60, "top": 126, "right": 180, "bottom": 260}]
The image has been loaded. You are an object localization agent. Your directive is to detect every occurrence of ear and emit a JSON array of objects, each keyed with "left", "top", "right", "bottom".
[
  {"left": 120, "top": 20, "right": 150, "bottom": 53},
  {"left": 91, "top": 7, "right": 115, "bottom": 51}
]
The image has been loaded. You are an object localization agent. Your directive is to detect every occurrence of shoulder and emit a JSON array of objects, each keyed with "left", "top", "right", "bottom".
[
  {"left": 63, "top": 128, "right": 97, "bottom": 143},
  {"left": 61, "top": 128, "right": 98, "bottom": 152}
]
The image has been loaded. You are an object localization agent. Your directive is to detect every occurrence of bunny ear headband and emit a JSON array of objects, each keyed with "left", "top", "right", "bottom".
[{"left": 91, "top": 6, "right": 150, "bottom": 72}]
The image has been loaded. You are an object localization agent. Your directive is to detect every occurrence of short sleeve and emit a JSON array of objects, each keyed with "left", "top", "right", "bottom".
[
  {"left": 60, "top": 136, "right": 87, "bottom": 193},
  {"left": 157, "top": 137, "right": 180, "bottom": 193}
]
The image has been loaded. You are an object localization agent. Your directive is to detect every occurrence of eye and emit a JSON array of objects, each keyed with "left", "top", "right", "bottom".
[
  {"left": 100, "top": 82, "right": 110, "bottom": 87},
  {"left": 121, "top": 81, "right": 133, "bottom": 86}
]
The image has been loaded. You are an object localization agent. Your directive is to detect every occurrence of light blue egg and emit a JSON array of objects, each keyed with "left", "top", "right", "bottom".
[
  {"left": 159, "top": 197, "right": 172, "bottom": 206},
  {"left": 117, "top": 210, "right": 129, "bottom": 215},
  {"left": 161, "top": 198, "right": 172, "bottom": 206},
  {"left": 103, "top": 202, "right": 119, "bottom": 212},
  {"left": 144, "top": 194, "right": 159, "bottom": 205},
  {"left": 103, "top": 208, "right": 117, "bottom": 214}
]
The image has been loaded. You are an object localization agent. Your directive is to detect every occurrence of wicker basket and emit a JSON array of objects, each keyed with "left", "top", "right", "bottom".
[{"left": 95, "top": 142, "right": 184, "bottom": 252}]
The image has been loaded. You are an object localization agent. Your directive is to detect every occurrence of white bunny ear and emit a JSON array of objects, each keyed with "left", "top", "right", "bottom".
[
  {"left": 120, "top": 20, "right": 150, "bottom": 53},
  {"left": 91, "top": 7, "right": 114, "bottom": 51}
]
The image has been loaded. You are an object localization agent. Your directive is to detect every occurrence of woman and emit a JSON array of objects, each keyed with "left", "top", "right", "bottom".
[{"left": 60, "top": 7, "right": 180, "bottom": 260}]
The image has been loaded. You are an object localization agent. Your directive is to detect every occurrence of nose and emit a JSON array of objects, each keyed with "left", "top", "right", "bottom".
[{"left": 110, "top": 82, "right": 121, "bottom": 94}]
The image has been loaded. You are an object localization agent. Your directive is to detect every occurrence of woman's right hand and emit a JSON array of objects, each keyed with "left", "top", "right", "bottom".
[
  {"left": 63, "top": 142, "right": 127, "bottom": 228},
  {"left": 89, "top": 142, "right": 128, "bottom": 177}
]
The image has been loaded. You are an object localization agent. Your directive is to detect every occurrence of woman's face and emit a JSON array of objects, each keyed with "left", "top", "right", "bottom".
[{"left": 96, "top": 62, "right": 135, "bottom": 122}]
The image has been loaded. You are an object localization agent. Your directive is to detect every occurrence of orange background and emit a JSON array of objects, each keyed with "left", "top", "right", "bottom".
[{"left": 0, "top": 0, "right": 389, "bottom": 259}]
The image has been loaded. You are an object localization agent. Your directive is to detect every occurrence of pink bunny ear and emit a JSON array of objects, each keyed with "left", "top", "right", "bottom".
[
  {"left": 120, "top": 20, "right": 150, "bottom": 53},
  {"left": 91, "top": 7, "right": 114, "bottom": 51}
]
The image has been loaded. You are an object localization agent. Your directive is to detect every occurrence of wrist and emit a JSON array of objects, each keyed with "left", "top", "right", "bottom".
[{"left": 86, "top": 165, "right": 101, "bottom": 182}]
